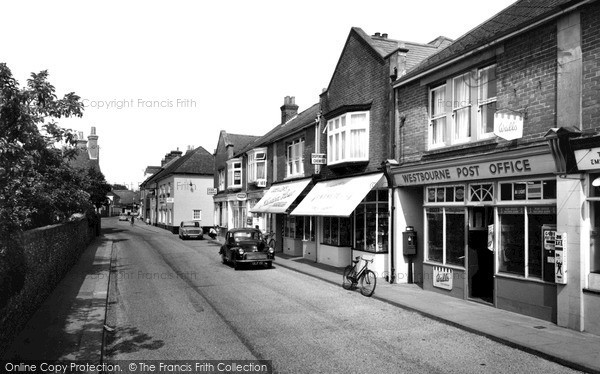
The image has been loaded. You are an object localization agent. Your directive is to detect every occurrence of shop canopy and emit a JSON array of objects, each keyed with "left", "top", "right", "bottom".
[
  {"left": 250, "top": 178, "right": 312, "bottom": 214},
  {"left": 290, "top": 173, "right": 384, "bottom": 217}
]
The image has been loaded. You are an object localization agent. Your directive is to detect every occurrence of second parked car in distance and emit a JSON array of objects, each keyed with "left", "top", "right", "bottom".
[
  {"left": 219, "top": 228, "right": 274, "bottom": 270},
  {"left": 179, "top": 221, "right": 203, "bottom": 240}
]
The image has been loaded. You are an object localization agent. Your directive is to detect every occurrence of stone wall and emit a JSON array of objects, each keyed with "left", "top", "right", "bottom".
[{"left": 0, "top": 216, "right": 99, "bottom": 354}]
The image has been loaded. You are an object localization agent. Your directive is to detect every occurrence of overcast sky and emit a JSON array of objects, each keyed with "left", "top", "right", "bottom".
[{"left": 1, "top": 0, "right": 516, "bottom": 189}]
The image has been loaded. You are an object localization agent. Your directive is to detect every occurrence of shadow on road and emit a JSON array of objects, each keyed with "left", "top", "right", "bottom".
[{"left": 105, "top": 326, "right": 165, "bottom": 355}]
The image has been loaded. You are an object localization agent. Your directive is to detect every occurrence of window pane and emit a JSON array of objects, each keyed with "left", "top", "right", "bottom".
[
  {"left": 436, "top": 187, "right": 445, "bottom": 202},
  {"left": 340, "top": 217, "right": 352, "bottom": 247},
  {"left": 499, "top": 209, "right": 525, "bottom": 275},
  {"left": 446, "top": 210, "right": 465, "bottom": 266},
  {"left": 454, "top": 107, "right": 471, "bottom": 140},
  {"left": 355, "top": 206, "right": 364, "bottom": 250},
  {"left": 592, "top": 201, "right": 600, "bottom": 273},
  {"left": 479, "top": 65, "right": 497, "bottom": 100},
  {"left": 455, "top": 186, "right": 465, "bottom": 202},
  {"left": 480, "top": 101, "right": 496, "bottom": 134},
  {"left": 543, "top": 180, "right": 556, "bottom": 199},
  {"left": 331, "top": 217, "right": 339, "bottom": 245},
  {"left": 427, "top": 187, "right": 436, "bottom": 203},
  {"left": 513, "top": 183, "right": 526, "bottom": 200},
  {"left": 432, "top": 117, "right": 446, "bottom": 145},
  {"left": 528, "top": 209, "right": 556, "bottom": 278},
  {"left": 350, "top": 129, "right": 367, "bottom": 158},
  {"left": 453, "top": 75, "right": 470, "bottom": 108},
  {"left": 366, "top": 205, "right": 376, "bottom": 251},
  {"left": 445, "top": 187, "right": 455, "bottom": 202},
  {"left": 377, "top": 203, "right": 389, "bottom": 252},
  {"left": 341, "top": 131, "right": 346, "bottom": 159},
  {"left": 500, "top": 183, "right": 512, "bottom": 200},
  {"left": 431, "top": 86, "right": 446, "bottom": 117},
  {"left": 427, "top": 209, "right": 443, "bottom": 263},
  {"left": 295, "top": 216, "right": 304, "bottom": 240},
  {"left": 323, "top": 217, "right": 330, "bottom": 245}
]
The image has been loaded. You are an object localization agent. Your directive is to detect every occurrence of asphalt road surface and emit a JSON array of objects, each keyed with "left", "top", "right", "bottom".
[{"left": 102, "top": 218, "right": 582, "bottom": 374}]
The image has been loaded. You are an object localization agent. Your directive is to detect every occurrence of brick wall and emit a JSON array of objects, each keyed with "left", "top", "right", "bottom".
[
  {"left": 581, "top": 1, "right": 600, "bottom": 131},
  {"left": 273, "top": 127, "right": 316, "bottom": 182},
  {"left": 320, "top": 30, "right": 391, "bottom": 179},
  {"left": 0, "top": 216, "right": 98, "bottom": 354},
  {"left": 396, "top": 21, "right": 558, "bottom": 164},
  {"left": 496, "top": 22, "right": 557, "bottom": 142}
]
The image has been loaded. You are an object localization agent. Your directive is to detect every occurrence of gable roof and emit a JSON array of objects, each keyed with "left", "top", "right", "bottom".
[
  {"left": 150, "top": 146, "right": 214, "bottom": 183},
  {"left": 111, "top": 189, "right": 136, "bottom": 205},
  {"left": 324, "top": 27, "right": 453, "bottom": 93},
  {"left": 67, "top": 146, "right": 100, "bottom": 172},
  {"left": 235, "top": 103, "right": 320, "bottom": 156},
  {"left": 396, "top": 0, "right": 588, "bottom": 84},
  {"left": 223, "top": 132, "right": 260, "bottom": 150}
]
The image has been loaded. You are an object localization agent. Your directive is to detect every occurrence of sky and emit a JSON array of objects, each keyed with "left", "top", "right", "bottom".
[{"left": 1, "top": 0, "right": 517, "bottom": 189}]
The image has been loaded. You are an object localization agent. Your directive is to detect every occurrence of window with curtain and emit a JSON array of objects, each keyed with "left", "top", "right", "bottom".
[
  {"left": 286, "top": 138, "right": 304, "bottom": 178},
  {"left": 247, "top": 148, "right": 267, "bottom": 183},
  {"left": 226, "top": 159, "right": 242, "bottom": 189},
  {"left": 327, "top": 111, "right": 369, "bottom": 165},
  {"left": 453, "top": 73, "right": 471, "bottom": 142},
  {"left": 478, "top": 64, "right": 497, "bottom": 137},
  {"left": 430, "top": 85, "right": 446, "bottom": 147}
]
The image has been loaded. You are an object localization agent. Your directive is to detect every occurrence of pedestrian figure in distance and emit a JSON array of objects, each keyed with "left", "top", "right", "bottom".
[
  {"left": 209, "top": 225, "right": 218, "bottom": 239},
  {"left": 130, "top": 216, "right": 134, "bottom": 226}
]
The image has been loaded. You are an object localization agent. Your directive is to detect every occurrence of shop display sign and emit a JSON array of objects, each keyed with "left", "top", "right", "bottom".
[
  {"left": 433, "top": 266, "right": 453, "bottom": 290},
  {"left": 494, "top": 112, "right": 523, "bottom": 141},
  {"left": 487, "top": 224, "right": 494, "bottom": 252},
  {"left": 555, "top": 233, "right": 567, "bottom": 284},
  {"left": 574, "top": 147, "right": 600, "bottom": 170},
  {"left": 311, "top": 153, "right": 327, "bottom": 165}
]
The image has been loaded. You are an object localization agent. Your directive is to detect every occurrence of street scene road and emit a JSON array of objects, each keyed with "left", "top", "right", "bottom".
[{"left": 103, "top": 218, "right": 583, "bottom": 374}]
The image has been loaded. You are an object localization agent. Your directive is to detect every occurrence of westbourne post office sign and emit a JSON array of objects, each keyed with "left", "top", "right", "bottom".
[{"left": 395, "top": 153, "right": 555, "bottom": 186}]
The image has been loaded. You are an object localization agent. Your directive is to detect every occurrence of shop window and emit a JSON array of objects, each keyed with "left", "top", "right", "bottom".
[
  {"left": 588, "top": 175, "right": 600, "bottom": 282},
  {"left": 427, "top": 185, "right": 465, "bottom": 203},
  {"left": 354, "top": 190, "right": 389, "bottom": 252},
  {"left": 426, "top": 207, "right": 465, "bottom": 266},
  {"left": 499, "top": 180, "right": 556, "bottom": 201},
  {"left": 498, "top": 206, "right": 556, "bottom": 278},
  {"left": 285, "top": 216, "right": 314, "bottom": 241},
  {"left": 193, "top": 209, "right": 201, "bottom": 220},
  {"left": 322, "top": 216, "right": 351, "bottom": 246}
]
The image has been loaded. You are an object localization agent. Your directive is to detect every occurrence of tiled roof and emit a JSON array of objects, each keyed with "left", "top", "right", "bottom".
[
  {"left": 112, "top": 189, "right": 136, "bottom": 205},
  {"left": 148, "top": 146, "right": 214, "bottom": 184},
  {"left": 235, "top": 103, "right": 320, "bottom": 156},
  {"left": 224, "top": 133, "right": 260, "bottom": 150},
  {"left": 397, "top": 0, "right": 585, "bottom": 83},
  {"left": 67, "top": 147, "right": 100, "bottom": 172}
]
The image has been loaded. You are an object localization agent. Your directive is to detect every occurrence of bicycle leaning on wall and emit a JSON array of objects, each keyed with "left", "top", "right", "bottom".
[{"left": 342, "top": 256, "right": 377, "bottom": 297}]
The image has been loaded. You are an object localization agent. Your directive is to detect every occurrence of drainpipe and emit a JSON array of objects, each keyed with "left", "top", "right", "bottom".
[{"left": 381, "top": 159, "right": 399, "bottom": 283}]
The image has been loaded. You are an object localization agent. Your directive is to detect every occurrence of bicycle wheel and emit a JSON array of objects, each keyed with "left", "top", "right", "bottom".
[
  {"left": 360, "top": 270, "right": 377, "bottom": 297},
  {"left": 342, "top": 265, "right": 356, "bottom": 290}
]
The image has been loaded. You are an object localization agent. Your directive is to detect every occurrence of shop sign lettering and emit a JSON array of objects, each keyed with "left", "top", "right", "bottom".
[
  {"left": 395, "top": 154, "right": 554, "bottom": 186},
  {"left": 574, "top": 148, "right": 600, "bottom": 171}
]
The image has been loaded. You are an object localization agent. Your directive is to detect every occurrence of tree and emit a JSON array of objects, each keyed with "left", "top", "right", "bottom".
[
  {"left": 0, "top": 63, "right": 86, "bottom": 237},
  {"left": 84, "top": 167, "right": 112, "bottom": 210}
]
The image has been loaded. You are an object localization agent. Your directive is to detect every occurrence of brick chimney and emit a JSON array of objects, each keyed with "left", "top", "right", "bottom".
[
  {"left": 161, "top": 149, "right": 183, "bottom": 166},
  {"left": 76, "top": 131, "right": 87, "bottom": 149},
  {"left": 87, "top": 126, "right": 99, "bottom": 160},
  {"left": 280, "top": 96, "right": 298, "bottom": 124}
]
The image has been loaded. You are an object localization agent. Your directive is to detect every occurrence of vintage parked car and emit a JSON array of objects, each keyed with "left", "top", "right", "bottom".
[
  {"left": 118, "top": 214, "right": 129, "bottom": 221},
  {"left": 179, "top": 221, "right": 203, "bottom": 240},
  {"left": 219, "top": 228, "right": 274, "bottom": 270}
]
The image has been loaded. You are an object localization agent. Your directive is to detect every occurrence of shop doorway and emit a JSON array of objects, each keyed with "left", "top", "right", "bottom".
[{"left": 468, "top": 207, "right": 494, "bottom": 304}]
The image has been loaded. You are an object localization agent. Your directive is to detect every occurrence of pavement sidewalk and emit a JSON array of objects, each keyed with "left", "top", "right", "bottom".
[{"left": 267, "top": 251, "right": 600, "bottom": 374}]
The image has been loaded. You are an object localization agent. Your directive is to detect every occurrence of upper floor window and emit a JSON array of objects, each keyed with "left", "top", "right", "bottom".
[
  {"left": 428, "top": 64, "right": 497, "bottom": 149},
  {"left": 287, "top": 138, "right": 304, "bottom": 178},
  {"left": 226, "top": 158, "right": 242, "bottom": 189},
  {"left": 247, "top": 148, "right": 267, "bottom": 185},
  {"left": 327, "top": 111, "right": 369, "bottom": 165},
  {"left": 217, "top": 169, "right": 225, "bottom": 191}
]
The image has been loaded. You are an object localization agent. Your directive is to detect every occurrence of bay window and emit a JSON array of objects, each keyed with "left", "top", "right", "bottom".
[
  {"left": 218, "top": 169, "right": 225, "bottom": 191},
  {"left": 247, "top": 148, "right": 267, "bottom": 184},
  {"left": 287, "top": 138, "right": 304, "bottom": 178},
  {"left": 327, "top": 111, "right": 369, "bottom": 165},
  {"left": 227, "top": 158, "right": 242, "bottom": 189}
]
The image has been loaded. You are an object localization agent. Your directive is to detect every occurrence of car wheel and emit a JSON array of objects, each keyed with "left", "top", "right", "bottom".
[
  {"left": 233, "top": 258, "right": 240, "bottom": 270},
  {"left": 266, "top": 261, "right": 272, "bottom": 269},
  {"left": 221, "top": 253, "right": 227, "bottom": 264}
]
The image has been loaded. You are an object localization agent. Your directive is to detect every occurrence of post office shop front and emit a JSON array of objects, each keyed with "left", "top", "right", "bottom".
[{"left": 393, "top": 147, "right": 561, "bottom": 322}]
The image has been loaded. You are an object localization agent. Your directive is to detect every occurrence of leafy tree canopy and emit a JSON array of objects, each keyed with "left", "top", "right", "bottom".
[{"left": 0, "top": 63, "right": 108, "bottom": 239}]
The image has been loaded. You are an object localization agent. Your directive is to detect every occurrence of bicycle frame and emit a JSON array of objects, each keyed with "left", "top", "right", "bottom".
[{"left": 347, "top": 258, "right": 368, "bottom": 283}]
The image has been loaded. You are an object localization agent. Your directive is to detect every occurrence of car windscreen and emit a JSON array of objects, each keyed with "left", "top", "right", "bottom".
[{"left": 233, "top": 231, "right": 262, "bottom": 241}]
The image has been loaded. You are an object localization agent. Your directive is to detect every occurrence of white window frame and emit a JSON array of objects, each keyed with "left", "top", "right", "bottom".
[
  {"left": 326, "top": 111, "right": 370, "bottom": 165},
  {"left": 226, "top": 158, "right": 242, "bottom": 189},
  {"left": 477, "top": 64, "right": 497, "bottom": 139},
  {"left": 286, "top": 138, "right": 305, "bottom": 178},
  {"left": 247, "top": 147, "right": 267, "bottom": 184},
  {"left": 429, "top": 85, "right": 447, "bottom": 148},
  {"left": 193, "top": 209, "right": 201, "bottom": 220},
  {"left": 428, "top": 64, "right": 497, "bottom": 150}
]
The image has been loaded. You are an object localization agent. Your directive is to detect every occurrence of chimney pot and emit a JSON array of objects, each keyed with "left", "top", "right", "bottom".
[
  {"left": 382, "top": 33, "right": 388, "bottom": 38},
  {"left": 280, "top": 95, "right": 299, "bottom": 124},
  {"left": 374, "top": 32, "right": 381, "bottom": 37}
]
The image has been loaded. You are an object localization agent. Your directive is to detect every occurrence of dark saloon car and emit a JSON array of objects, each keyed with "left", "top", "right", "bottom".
[
  {"left": 179, "top": 221, "right": 203, "bottom": 240},
  {"left": 219, "top": 228, "right": 274, "bottom": 270}
]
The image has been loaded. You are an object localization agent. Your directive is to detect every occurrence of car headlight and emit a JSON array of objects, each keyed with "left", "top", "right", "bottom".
[
  {"left": 238, "top": 248, "right": 245, "bottom": 255},
  {"left": 268, "top": 248, "right": 274, "bottom": 254}
]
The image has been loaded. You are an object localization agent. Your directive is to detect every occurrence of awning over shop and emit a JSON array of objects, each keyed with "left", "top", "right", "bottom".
[
  {"left": 250, "top": 178, "right": 312, "bottom": 214},
  {"left": 290, "top": 173, "right": 383, "bottom": 217}
]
